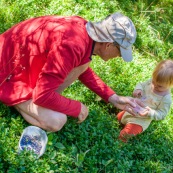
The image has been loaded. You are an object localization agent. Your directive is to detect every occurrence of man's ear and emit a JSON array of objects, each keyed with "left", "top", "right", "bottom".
[{"left": 105, "top": 42, "right": 113, "bottom": 49}]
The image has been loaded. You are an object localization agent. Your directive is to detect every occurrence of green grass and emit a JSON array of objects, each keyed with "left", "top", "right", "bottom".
[{"left": 0, "top": 0, "right": 173, "bottom": 172}]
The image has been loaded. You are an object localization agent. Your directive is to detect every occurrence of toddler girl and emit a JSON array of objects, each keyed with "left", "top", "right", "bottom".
[{"left": 117, "top": 59, "right": 173, "bottom": 142}]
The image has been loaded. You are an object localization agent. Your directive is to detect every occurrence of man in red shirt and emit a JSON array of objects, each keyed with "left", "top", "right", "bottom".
[{"left": 0, "top": 12, "right": 140, "bottom": 131}]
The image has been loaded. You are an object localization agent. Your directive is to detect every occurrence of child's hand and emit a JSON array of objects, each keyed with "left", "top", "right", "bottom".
[
  {"left": 133, "top": 89, "right": 143, "bottom": 98},
  {"left": 138, "top": 106, "right": 150, "bottom": 117}
]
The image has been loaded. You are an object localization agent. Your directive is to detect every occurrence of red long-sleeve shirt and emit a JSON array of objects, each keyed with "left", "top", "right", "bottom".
[{"left": 0, "top": 15, "right": 115, "bottom": 117}]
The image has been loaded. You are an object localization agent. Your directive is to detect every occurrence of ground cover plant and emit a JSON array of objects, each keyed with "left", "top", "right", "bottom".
[{"left": 0, "top": 0, "right": 173, "bottom": 172}]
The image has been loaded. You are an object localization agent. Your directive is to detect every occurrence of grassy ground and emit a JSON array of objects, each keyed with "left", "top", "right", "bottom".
[{"left": 0, "top": 0, "right": 173, "bottom": 172}]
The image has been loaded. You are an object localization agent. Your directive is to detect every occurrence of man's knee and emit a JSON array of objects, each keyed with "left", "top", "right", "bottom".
[
  {"left": 15, "top": 101, "right": 68, "bottom": 132},
  {"left": 51, "top": 115, "right": 67, "bottom": 132},
  {"left": 40, "top": 114, "right": 67, "bottom": 132}
]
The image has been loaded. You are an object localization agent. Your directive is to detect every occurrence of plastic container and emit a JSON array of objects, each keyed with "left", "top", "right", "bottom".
[
  {"left": 132, "top": 100, "right": 146, "bottom": 115},
  {"left": 18, "top": 126, "right": 48, "bottom": 158}
]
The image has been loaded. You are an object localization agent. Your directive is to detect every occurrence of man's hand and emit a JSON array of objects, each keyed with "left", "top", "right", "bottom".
[
  {"left": 77, "top": 103, "right": 89, "bottom": 123},
  {"left": 108, "top": 94, "right": 146, "bottom": 116},
  {"left": 123, "top": 98, "right": 147, "bottom": 116},
  {"left": 108, "top": 94, "right": 135, "bottom": 109}
]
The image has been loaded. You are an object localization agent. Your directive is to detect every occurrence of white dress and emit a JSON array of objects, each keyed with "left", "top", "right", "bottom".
[{"left": 121, "top": 79, "right": 172, "bottom": 131}]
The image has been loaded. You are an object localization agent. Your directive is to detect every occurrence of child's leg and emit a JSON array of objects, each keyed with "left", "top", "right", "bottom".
[
  {"left": 119, "top": 123, "right": 143, "bottom": 142},
  {"left": 117, "top": 111, "right": 126, "bottom": 121}
]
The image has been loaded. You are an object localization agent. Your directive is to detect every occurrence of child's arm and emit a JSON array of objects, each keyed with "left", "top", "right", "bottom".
[
  {"left": 139, "top": 93, "right": 172, "bottom": 120},
  {"left": 133, "top": 82, "right": 144, "bottom": 98},
  {"left": 132, "top": 79, "right": 151, "bottom": 98},
  {"left": 146, "top": 101, "right": 171, "bottom": 120}
]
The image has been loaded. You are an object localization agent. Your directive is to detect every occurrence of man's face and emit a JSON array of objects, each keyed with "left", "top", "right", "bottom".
[{"left": 98, "top": 43, "right": 121, "bottom": 61}]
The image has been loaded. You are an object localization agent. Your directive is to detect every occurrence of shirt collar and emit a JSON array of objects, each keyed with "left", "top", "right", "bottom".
[{"left": 90, "top": 41, "right": 95, "bottom": 59}]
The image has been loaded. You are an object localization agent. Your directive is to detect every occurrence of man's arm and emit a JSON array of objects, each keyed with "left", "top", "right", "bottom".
[{"left": 78, "top": 67, "right": 115, "bottom": 102}]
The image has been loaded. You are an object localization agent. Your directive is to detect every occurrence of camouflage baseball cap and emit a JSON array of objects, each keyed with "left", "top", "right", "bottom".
[{"left": 86, "top": 12, "right": 137, "bottom": 62}]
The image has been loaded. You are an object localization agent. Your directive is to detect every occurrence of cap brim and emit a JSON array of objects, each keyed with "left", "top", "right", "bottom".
[{"left": 120, "top": 46, "right": 133, "bottom": 62}]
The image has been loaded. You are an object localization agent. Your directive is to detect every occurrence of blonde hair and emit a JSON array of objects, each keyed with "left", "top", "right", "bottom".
[{"left": 152, "top": 59, "right": 173, "bottom": 87}]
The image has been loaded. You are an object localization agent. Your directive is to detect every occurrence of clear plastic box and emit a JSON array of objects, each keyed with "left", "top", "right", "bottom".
[{"left": 18, "top": 126, "right": 48, "bottom": 158}]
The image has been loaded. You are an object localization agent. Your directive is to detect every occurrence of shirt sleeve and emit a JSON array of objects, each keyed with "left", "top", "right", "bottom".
[
  {"left": 78, "top": 67, "right": 115, "bottom": 102},
  {"left": 32, "top": 41, "right": 84, "bottom": 118},
  {"left": 134, "top": 79, "right": 151, "bottom": 91},
  {"left": 148, "top": 96, "right": 172, "bottom": 120}
]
